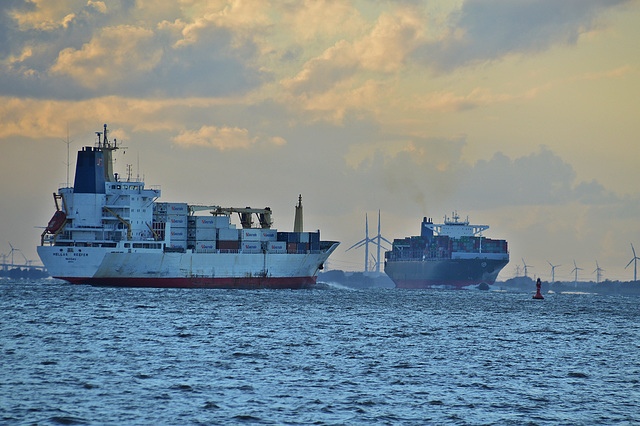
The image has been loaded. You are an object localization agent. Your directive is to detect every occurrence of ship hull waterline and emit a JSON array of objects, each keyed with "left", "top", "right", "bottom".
[
  {"left": 58, "top": 276, "right": 319, "bottom": 289},
  {"left": 385, "top": 258, "right": 509, "bottom": 290}
]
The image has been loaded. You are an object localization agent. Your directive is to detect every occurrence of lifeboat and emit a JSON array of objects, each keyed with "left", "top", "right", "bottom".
[{"left": 46, "top": 210, "right": 67, "bottom": 234}]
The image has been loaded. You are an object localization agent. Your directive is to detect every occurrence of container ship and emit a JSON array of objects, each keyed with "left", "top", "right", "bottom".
[
  {"left": 384, "top": 213, "right": 509, "bottom": 289},
  {"left": 37, "top": 124, "right": 339, "bottom": 288}
]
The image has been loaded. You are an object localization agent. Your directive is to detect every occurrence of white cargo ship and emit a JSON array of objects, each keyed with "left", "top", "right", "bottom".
[{"left": 38, "top": 124, "right": 339, "bottom": 288}]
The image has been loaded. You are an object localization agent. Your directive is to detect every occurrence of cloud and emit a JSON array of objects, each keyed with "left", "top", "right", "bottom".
[
  {"left": 173, "top": 0, "right": 270, "bottom": 48},
  {"left": 413, "top": 0, "right": 633, "bottom": 72},
  {"left": 282, "top": 7, "right": 425, "bottom": 94},
  {"left": 8, "top": 0, "right": 78, "bottom": 31},
  {"left": 172, "top": 125, "right": 286, "bottom": 151},
  {"left": 346, "top": 141, "right": 622, "bottom": 215},
  {"left": 278, "top": 6, "right": 426, "bottom": 120},
  {"left": 454, "top": 146, "right": 625, "bottom": 210},
  {"left": 415, "top": 87, "right": 522, "bottom": 112},
  {"left": 86, "top": 1, "right": 106, "bottom": 14},
  {"left": 353, "top": 7, "right": 426, "bottom": 73},
  {"left": 281, "top": 0, "right": 363, "bottom": 41},
  {"left": 50, "top": 25, "right": 162, "bottom": 87},
  {"left": 0, "top": 0, "right": 266, "bottom": 98}
]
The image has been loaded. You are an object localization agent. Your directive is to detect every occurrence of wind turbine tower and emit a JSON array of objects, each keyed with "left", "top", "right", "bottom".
[
  {"left": 547, "top": 261, "right": 560, "bottom": 283},
  {"left": 593, "top": 261, "right": 605, "bottom": 284},
  {"left": 372, "top": 210, "right": 392, "bottom": 273},
  {"left": 8, "top": 243, "right": 19, "bottom": 267},
  {"left": 571, "top": 260, "right": 583, "bottom": 286},
  {"left": 626, "top": 243, "right": 640, "bottom": 282},
  {"left": 347, "top": 213, "right": 370, "bottom": 273},
  {"left": 522, "top": 258, "right": 533, "bottom": 278}
]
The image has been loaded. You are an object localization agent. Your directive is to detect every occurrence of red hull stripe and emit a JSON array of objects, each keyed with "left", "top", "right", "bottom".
[
  {"left": 57, "top": 276, "right": 318, "bottom": 289},
  {"left": 394, "top": 279, "right": 496, "bottom": 289}
]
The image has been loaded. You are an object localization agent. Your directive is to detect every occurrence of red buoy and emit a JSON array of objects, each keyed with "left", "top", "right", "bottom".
[{"left": 533, "top": 277, "right": 544, "bottom": 299}]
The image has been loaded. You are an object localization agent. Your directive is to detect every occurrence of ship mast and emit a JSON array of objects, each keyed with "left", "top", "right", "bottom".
[
  {"left": 293, "top": 194, "right": 303, "bottom": 232},
  {"left": 96, "top": 124, "right": 122, "bottom": 183}
]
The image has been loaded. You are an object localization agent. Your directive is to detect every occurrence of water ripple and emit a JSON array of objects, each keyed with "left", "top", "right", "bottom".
[{"left": 1, "top": 281, "right": 640, "bottom": 423}]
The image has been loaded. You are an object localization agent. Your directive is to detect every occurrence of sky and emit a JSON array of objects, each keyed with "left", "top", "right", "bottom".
[{"left": 1, "top": 0, "right": 640, "bottom": 282}]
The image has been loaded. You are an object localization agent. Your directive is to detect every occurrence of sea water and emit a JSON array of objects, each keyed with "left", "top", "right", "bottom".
[{"left": 1, "top": 279, "right": 639, "bottom": 424}]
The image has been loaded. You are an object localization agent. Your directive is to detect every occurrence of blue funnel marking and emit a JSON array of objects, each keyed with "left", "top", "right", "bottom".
[{"left": 73, "top": 147, "right": 106, "bottom": 194}]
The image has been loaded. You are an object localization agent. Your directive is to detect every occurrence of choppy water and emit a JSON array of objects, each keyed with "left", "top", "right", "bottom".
[{"left": 1, "top": 280, "right": 640, "bottom": 425}]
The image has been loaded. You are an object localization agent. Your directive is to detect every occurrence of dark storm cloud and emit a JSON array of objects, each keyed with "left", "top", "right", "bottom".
[{"left": 414, "top": 0, "right": 633, "bottom": 72}]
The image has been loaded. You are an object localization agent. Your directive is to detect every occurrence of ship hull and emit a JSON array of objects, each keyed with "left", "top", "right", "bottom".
[
  {"left": 60, "top": 276, "right": 318, "bottom": 289},
  {"left": 385, "top": 257, "right": 509, "bottom": 289},
  {"left": 38, "top": 244, "right": 338, "bottom": 289}
]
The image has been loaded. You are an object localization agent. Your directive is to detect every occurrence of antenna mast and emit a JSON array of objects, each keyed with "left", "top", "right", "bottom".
[{"left": 65, "top": 125, "right": 71, "bottom": 187}]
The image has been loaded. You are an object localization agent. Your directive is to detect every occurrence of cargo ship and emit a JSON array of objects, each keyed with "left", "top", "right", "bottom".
[
  {"left": 384, "top": 213, "right": 509, "bottom": 289},
  {"left": 37, "top": 124, "right": 339, "bottom": 288}
]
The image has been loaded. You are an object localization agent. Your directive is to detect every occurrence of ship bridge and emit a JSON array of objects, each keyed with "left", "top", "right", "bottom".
[{"left": 425, "top": 211, "right": 489, "bottom": 239}]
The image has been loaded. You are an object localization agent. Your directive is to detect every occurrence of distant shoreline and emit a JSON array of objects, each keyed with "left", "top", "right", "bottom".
[{"left": 319, "top": 270, "right": 640, "bottom": 295}]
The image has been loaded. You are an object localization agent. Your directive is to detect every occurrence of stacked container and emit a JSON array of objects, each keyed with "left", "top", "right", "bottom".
[
  {"left": 188, "top": 215, "right": 218, "bottom": 252},
  {"left": 166, "top": 203, "right": 188, "bottom": 249},
  {"left": 218, "top": 225, "right": 240, "bottom": 251}
]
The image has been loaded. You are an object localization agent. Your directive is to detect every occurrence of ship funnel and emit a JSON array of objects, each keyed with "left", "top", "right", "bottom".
[
  {"left": 73, "top": 147, "right": 106, "bottom": 194},
  {"left": 421, "top": 217, "right": 434, "bottom": 240},
  {"left": 293, "top": 194, "right": 303, "bottom": 232}
]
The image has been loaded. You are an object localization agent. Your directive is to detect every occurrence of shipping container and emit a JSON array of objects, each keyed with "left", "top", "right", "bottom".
[
  {"left": 299, "top": 232, "right": 310, "bottom": 243},
  {"left": 267, "top": 241, "right": 286, "bottom": 252},
  {"left": 260, "top": 229, "right": 277, "bottom": 241},
  {"left": 169, "top": 241, "right": 187, "bottom": 249},
  {"left": 278, "top": 232, "right": 299, "bottom": 243},
  {"left": 168, "top": 216, "right": 188, "bottom": 227},
  {"left": 241, "top": 229, "right": 261, "bottom": 241},
  {"left": 195, "top": 228, "right": 217, "bottom": 240},
  {"left": 167, "top": 203, "right": 188, "bottom": 214},
  {"left": 153, "top": 203, "right": 167, "bottom": 213},
  {"left": 197, "top": 241, "right": 216, "bottom": 251},
  {"left": 241, "top": 241, "right": 261, "bottom": 251},
  {"left": 218, "top": 240, "right": 240, "bottom": 251},
  {"left": 218, "top": 228, "right": 240, "bottom": 241},
  {"left": 169, "top": 229, "right": 187, "bottom": 240},
  {"left": 194, "top": 216, "right": 229, "bottom": 228}
]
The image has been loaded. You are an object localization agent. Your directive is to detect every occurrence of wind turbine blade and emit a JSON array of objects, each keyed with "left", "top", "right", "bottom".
[
  {"left": 380, "top": 237, "right": 393, "bottom": 246},
  {"left": 632, "top": 243, "right": 636, "bottom": 258},
  {"left": 626, "top": 259, "right": 634, "bottom": 269},
  {"left": 365, "top": 213, "right": 368, "bottom": 236},
  {"left": 346, "top": 238, "right": 367, "bottom": 251}
]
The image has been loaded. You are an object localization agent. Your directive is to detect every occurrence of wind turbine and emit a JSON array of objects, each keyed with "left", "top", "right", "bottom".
[
  {"left": 347, "top": 213, "right": 371, "bottom": 273},
  {"left": 8, "top": 243, "right": 19, "bottom": 267},
  {"left": 547, "top": 261, "right": 560, "bottom": 283},
  {"left": 371, "top": 210, "right": 392, "bottom": 273},
  {"left": 347, "top": 211, "right": 391, "bottom": 274},
  {"left": 626, "top": 243, "right": 639, "bottom": 282},
  {"left": 593, "top": 261, "right": 605, "bottom": 284},
  {"left": 571, "top": 260, "right": 583, "bottom": 286},
  {"left": 0, "top": 252, "right": 7, "bottom": 271},
  {"left": 522, "top": 258, "right": 533, "bottom": 278}
]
